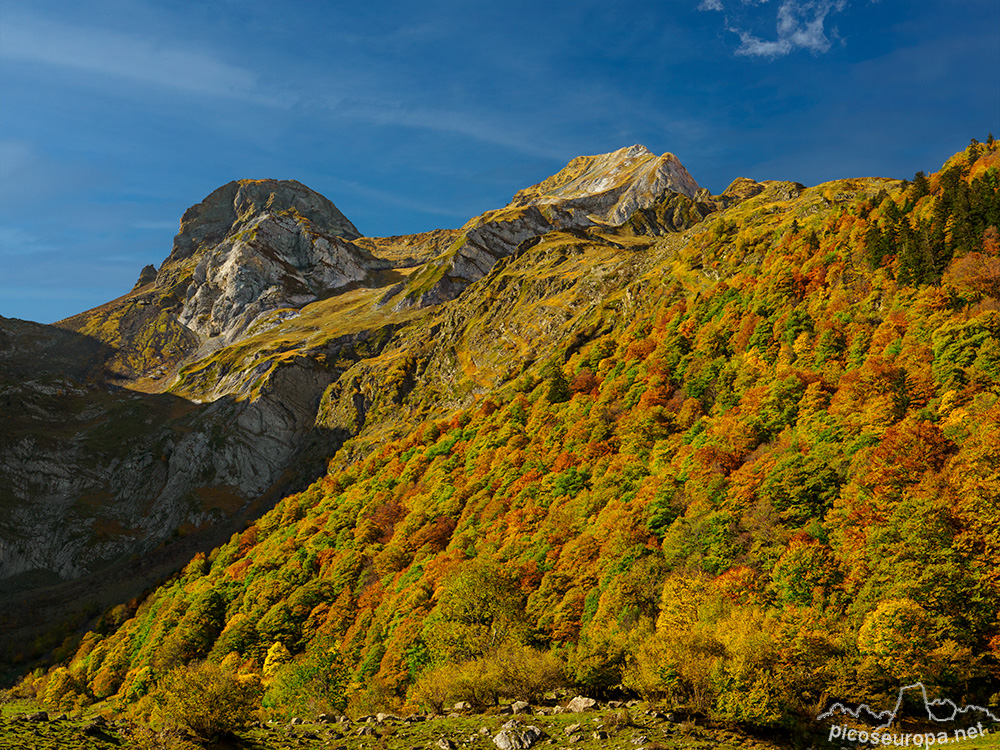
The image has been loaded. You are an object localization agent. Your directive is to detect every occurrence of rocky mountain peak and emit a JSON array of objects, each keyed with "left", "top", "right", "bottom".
[
  {"left": 391, "top": 145, "right": 713, "bottom": 311},
  {"left": 149, "top": 179, "right": 382, "bottom": 344},
  {"left": 168, "top": 179, "right": 361, "bottom": 263},
  {"left": 622, "top": 143, "right": 653, "bottom": 157},
  {"left": 131, "top": 263, "right": 158, "bottom": 290},
  {"left": 507, "top": 145, "right": 700, "bottom": 226}
]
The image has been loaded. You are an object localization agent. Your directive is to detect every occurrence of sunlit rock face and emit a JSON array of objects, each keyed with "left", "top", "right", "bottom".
[
  {"left": 395, "top": 146, "right": 704, "bottom": 310},
  {"left": 508, "top": 144, "right": 701, "bottom": 225},
  {"left": 167, "top": 179, "right": 386, "bottom": 344}
]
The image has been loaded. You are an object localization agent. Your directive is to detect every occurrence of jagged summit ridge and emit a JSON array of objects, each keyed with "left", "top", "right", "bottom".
[
  {"left": 141, "top": 150, "right": 704, "bottom": 334},
  {"left": 391, "top": 145, "right": 709, "bottom": 310},
  {"left": 509, "top": 144, "right": 700, "bottom": 225}
]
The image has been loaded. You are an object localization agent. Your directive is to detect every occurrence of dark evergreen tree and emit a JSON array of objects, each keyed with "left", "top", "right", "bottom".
[
  {"left": 896, "top": 221, "right": 923, "bottom": 286},
  {"left": 544, "top": 361, "right": 570, "bottom": 403},
  {"left": 865, "top": 223, "right": 890, "bottom": 269}
]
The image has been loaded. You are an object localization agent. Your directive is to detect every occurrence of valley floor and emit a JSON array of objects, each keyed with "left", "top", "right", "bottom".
[
  {"left": 5, "top": 695, "right": 1000, "bottom": 749},
  {"left": 1, "top": 702, "right": 801, "bottom": 750}
]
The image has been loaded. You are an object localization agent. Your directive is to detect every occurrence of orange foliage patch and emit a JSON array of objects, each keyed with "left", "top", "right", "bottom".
[
  {"left": 626, "top": 338, "right": 656, "bottom": 361},
  {"left": 226, "top": 559, "right": 252, "bottom": 581},
  {"left": 711, "top": 565, "right": 761, "bottom": 605}
]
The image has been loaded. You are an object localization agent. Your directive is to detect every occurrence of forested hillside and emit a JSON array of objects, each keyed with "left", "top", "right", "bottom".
[{"left": 19, "top": 139, "right": 1000, "bottom": 740}]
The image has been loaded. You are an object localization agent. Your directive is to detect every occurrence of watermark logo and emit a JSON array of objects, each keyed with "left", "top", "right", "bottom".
[{"left": 817, "top": 682, "right": 999, "bottom": 747}]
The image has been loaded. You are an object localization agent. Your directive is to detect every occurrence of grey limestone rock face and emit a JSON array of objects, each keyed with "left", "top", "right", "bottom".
[
  {"left": 167, "top": 179, "right": 360, "bottom": 263},
  {"left": 178, "top": 210, "right": 384, "bottom": 343},
  {"left": 0, "top": 314, "right": 365, "bottom": 588},
  {"left": 509, "top": 144, "right": 701, "bottom": 225},
  {"left": 168, "top": 179, "right": 386, "bottom": 344},
  {"left": 396, "top": 205, "right": 555, "bottom": 311},
  {"left": 403, "top": 146, "right": 701, "bottom": 310},
  {"left": 0, "top": 362, "right": 318, "bottom": 581}
]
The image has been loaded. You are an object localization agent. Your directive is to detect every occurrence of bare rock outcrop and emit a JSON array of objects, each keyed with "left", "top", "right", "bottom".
[
  {"left": 161, "top": 179, "right": 386, "bottom": 344},
  {"left": 509, "top": 144, "right": 700, "bottom": 224},
  {"left": 395, "top": 146, "right": 704, "bottom": 309},
  {"left": 167, "top": 179, "right": 360, "bottom": 263}
]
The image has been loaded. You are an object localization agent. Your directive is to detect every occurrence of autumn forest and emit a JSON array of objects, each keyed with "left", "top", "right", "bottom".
[{"left": 6, "top": 139, "right": 1000, "bottom": 747}]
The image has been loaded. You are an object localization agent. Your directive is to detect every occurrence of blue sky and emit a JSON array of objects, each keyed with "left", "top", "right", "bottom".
[{"left": 1, "top": 0, "right": 998, "bottom": 324}]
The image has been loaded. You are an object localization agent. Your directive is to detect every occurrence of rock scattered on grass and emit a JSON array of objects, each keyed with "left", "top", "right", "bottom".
[
  {"left": 493, "top": 719, "right": 544, "bottom": 750},
  {"left": 566, "top": 696, "right": 596, "bottom": 713}
]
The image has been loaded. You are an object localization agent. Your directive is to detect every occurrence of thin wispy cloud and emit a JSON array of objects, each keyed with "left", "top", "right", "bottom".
[
  {"left": 0, "top": 14, "right": 264, "bottom": 101},
  {"left": 323, "top": 177, "right": 472, "bottom": 221},
  {"left": 700, "top": 0, "right": 771, "bottom": 9},
  {"left": 0, "top": 138, "right": 100, "bottom": 208},
  {"left": 0, "top": 226, "right": 55, "bottom": 257},
  {"left": 700, "top": 0, "right": 849, "bottom": 59},
  {"left": 0, "top": 140, "right": 35, "bottom": 183},
  {"left": 331, "top": 98, "right": 567, "bottom": 162}
]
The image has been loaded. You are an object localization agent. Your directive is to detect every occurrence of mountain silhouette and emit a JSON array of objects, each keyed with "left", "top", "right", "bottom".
[{"left": 818, "top": 683, "right": 1000, "bottom": 730}]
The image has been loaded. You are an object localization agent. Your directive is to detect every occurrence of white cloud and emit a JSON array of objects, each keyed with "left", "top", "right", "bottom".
[
  {"left": 734, "top": 0, "right": 847, "bottom": 58},
  {"left": 0, "top": 14, "right": 263, "bottom": 101}
]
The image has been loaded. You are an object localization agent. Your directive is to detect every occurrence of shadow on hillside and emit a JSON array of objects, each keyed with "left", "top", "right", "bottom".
[{"left": 0, "top": 317, "right": 350, "bottom": 685}]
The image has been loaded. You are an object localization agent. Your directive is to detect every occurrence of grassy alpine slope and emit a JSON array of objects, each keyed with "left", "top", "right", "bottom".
[{"left": 7, "top": 139, "right": 1000, "bottom": 747}]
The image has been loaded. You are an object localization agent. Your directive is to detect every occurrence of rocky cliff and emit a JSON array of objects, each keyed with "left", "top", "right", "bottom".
[
  {"left": 168, "top": 180, "right": 384, "bottom": 344},
  {"left": 509, "top": 144, "right": 700, "bottom": 223},
  {"left": 388, "top": 146, "right": 710, "bottom": 310}
]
